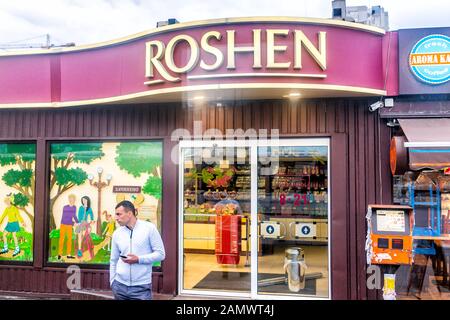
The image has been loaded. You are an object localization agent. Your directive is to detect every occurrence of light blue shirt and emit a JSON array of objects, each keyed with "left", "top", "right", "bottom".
[{"left": 109, "top": 219, "right": 165, "bottom": 287}]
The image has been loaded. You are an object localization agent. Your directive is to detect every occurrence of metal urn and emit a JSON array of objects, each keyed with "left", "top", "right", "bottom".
[{"left": 284, "top": 247, "right": 307, "bottom": 292}]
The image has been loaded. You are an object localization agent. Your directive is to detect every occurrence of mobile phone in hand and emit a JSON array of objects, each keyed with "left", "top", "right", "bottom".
[{"left": 120, "top": 255, "right": 128, "bottom": 259}]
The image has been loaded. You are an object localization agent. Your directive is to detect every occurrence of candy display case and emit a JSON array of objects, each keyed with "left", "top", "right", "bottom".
[
  {"left": 183, "top": 160, "right": 251, "bottom": 258},
  {"left": 214, "top": 199, "right": 243, "bottom": 265},
  {"left": 258, "top": 160, "right": 328, "bottom": 244}
]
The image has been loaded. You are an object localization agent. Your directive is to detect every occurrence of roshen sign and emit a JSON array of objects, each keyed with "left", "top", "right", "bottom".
[{"left": 144, "top": 29, "right": 326, "bottom": 85}]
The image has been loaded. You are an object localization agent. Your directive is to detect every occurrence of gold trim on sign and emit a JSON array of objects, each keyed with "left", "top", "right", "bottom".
[
  {"left": 0, "top": 17, "right": 386, "bottom": 57},
  {"left": 0, "top": 83, "right": 386, "bottom": 109},
  {"left": 185, "top": 73, "right": 327, "bottom": 80},
  {"left": 143, "top": 79, "right": 165, "bottom": 86}
]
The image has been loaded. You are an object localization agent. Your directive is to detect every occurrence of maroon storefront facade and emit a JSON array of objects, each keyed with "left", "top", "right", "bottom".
[{"left": 0, "top": 17, "right": 398, "bottom": 299}]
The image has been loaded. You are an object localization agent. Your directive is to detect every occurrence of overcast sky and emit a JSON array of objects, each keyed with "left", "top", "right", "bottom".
[{"left": 0, "top": 0, "right": 448, "bottom": 47}]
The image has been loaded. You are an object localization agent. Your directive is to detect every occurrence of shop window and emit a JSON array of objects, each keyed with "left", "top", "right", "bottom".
[
  {"left": 391, "top": 169, "right": 450, "bottom": 300},
  {"left": 182, "top": 146, "right": 252, "bottom": 294},
  {"left": 0, "top": 143, "right": 36, "bottom": 262},
  {"left": 333, "top": 8, "right": 342, "bottom": 17},
  {"left": 257, "top": 145, "right": 329, "bottom": 298},
  {"left": 47, "top": 141, "right": 163, "bottom": 265},
  {"left": 180, "top": 141, "right": 329, "bottom": 298}
]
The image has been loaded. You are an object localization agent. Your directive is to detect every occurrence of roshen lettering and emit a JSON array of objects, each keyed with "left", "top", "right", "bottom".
[{"left": 145, "top": 29, "right": 327, "bottom": 84}]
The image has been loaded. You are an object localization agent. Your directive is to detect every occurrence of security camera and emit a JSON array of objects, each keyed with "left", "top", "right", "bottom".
[{"left": 369, "top": 100, "right": 384, "bottom": 112}]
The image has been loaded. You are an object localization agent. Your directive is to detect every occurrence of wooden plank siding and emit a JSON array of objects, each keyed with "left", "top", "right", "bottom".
[{"left": 0, "top": 98, "right": 391, "bottom": 299}]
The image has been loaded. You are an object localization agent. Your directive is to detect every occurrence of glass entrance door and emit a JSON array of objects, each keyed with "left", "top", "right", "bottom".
[
  {"left": 179, "top": 142, "right": 252, "bottom": 297},
  {"left": 255, "top": 140, "right": 330, "bottom": 299},
  {"left": 179, "top": 139, "right": 330, "bottom": 299}
]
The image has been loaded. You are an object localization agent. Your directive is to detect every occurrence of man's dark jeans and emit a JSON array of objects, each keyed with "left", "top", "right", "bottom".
[{"left": 111, "top": 280, "right": 152, "bottom": 300}]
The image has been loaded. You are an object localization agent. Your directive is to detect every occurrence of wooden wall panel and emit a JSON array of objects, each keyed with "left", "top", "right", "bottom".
[{"left": 0, "top": 98, "right": 391, "bottom": 299}]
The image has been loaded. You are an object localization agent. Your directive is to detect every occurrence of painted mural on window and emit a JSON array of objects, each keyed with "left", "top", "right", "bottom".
[
  {"left": 0, "top": 143, "right": 36, "bottom": 262},
  {"left": 48, "top": 141, "right": 163, "bottom": 265}
]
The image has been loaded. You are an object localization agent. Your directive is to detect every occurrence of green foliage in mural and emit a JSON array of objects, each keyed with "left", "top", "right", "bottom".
[
  {"left": 0, "top": 228, "right": 33, "bottom": 261},
  {"left": 49, "top": 229, "right": 60, "bottom": 239},
  {"left": 0, "top": 144, "right": 36, "bottom": 219},
  {"left": 48, "top": 228, "right": 109, "bottom": 264},
  {"left": 49, "top": 143, "right": 104, "bottom": 230},
  {"left": 0, "top": 144, "right": 35, "bottom": 262},
  {"left": 54, "top": 167, "right": 88, "bottom": 186},
  {"left": 51, "top": 143, "right": 105, "bottom": 163},
  {"left": 16, "top": 229, "right": 33, "bottom": 260},
  {"left": 0, "top": 144, "right": 36, "bottom": 165},
  {"left": 143, "top": 176, "right": 162, "bottom": 200},
  {"left": 90, "top": 233, "right": 103, "bottom": 242},
  {"left": 115, "top": 141, "right": 163, "bottom": 230},
  {"left": 11, "top": 193, "right": 29, "bottom": 207},
  {"left": 3, "top": 168, "right": 33, "bottom": 187},
  {"left": 115, "top": 142, "right": 162, "bottom": 177},
  {"left": 115, "top": 142, "right": 162, "bottom": 198}
]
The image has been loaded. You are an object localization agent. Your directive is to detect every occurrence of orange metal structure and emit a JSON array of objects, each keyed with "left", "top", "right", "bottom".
[{"left": 368, "top": 205, "right": 414, "bottom": 265}]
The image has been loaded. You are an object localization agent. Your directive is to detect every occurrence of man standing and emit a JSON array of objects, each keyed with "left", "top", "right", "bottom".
[
  {"left": 110, "top": 200, "right": 165, "bottom": 300},
  {"left": 58, "top": 194, "right": 78, "bottom": 260}
]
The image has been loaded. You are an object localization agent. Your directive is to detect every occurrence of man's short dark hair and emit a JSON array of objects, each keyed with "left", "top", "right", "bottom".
[{"left": 115, "top": 200, "right": 136, "bottom": 216}]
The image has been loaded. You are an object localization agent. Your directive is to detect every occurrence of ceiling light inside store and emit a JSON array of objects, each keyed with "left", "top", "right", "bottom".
[
  {"left": 237, "top": 148, "right": 247, "bottom": 161},
  {"left": 202, "top": 148, "right": 212, "bottom": 160},
  {"left": 219, "top": 160, "right": 230, "bottom": 169},
  {"left": 184, "top": 160, "right": 194, "bottom": 169},
  {"left": 283, "top": 92, "right": 301, "bottom": 98},
  {"left": 193, "top": 96, "right": 204, "bottom": 100}
]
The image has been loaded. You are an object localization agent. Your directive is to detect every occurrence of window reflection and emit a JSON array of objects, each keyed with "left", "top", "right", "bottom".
[
  {"left": 257, "top": 146, "right": 329, "bottom": 298},
  {"left": 183, "top": 147, "right": 251, "bottom": 293},
  {"left": 392, "top": 170, "right": 450, "bottom": 300}
]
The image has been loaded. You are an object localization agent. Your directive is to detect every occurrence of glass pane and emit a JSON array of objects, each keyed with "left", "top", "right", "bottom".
[
  {"left": 257, "top": 145, "right": 329, "bottom": 298},
  {"left": 0, "top": 143, "right": 36, "bottom": 262},
  {"left": 48, "top": 141, "right": 163, "bottom": 265},
  {"left": 182, "top": 146, "right": 251, "bottom": 293},
  {"left": 391, "top": 171, "right": 450, "bottom": 300}
]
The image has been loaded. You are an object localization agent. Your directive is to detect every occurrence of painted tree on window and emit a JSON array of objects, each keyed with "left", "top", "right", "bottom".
[
  {"left": 49, "top": 143, "right": 104, "bottom": 230},
  {"left": 115, "top": 142, "right": 162, "bottom": 229},
  {"left": 0, "top": 144, "right": 36, "bottom": 229}
]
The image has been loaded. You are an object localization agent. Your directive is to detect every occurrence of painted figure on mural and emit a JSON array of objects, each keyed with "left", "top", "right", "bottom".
[
  {"left": 75, "top": 195, "right": 95, "bottom": 259},
  {"left": 0, "top": 194, "right": 25, "bottom": 257},
  {"left": 102, "top": 210, "right": 115, "bottom": 252},
  {"left": 58, "top": 194, "right": 79, "bottom": 260}
]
